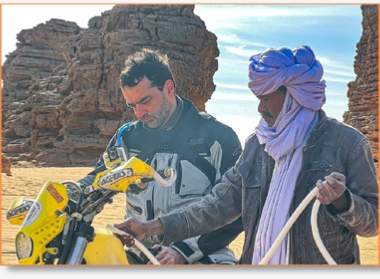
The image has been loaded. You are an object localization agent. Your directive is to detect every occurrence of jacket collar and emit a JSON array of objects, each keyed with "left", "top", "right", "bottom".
[{"left": 305, "top": 110, "right": 328, "bottom": 147}]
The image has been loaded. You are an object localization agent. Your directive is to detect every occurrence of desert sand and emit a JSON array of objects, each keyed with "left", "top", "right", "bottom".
[{"left": 1, "top": 167, "right": 378, "bottom": 265}]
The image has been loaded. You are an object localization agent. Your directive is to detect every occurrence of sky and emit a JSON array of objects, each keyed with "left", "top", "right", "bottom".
[
  {"left": 194, "top": 4, "right": 363, "bottom": 142},
  {"left": 1, "top": 4, "right": 363, "bottom": 82},
  {"left": 1, "top": 4, "right": 115, "bottom": 63}
]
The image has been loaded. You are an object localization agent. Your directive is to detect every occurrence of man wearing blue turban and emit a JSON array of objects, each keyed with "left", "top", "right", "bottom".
[{"left": 113, "top": 46, "right": 378, "bottom": 265}]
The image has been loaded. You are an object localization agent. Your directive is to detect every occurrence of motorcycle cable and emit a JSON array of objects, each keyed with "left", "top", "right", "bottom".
[
  {"left": 57, "top": 189, "right": 85, "bottom": 265},
  {"left": 75, "top": 191, "right": 84, "bottom": 213},
  {"left": 81, "top": 190, "right": 114, "bottom": 217},
  {"left": 57, "top": 216, "right": 78, "bottom": 264},
  {"left": 64, "top": 190, "right": 113, "bottom": 264}
]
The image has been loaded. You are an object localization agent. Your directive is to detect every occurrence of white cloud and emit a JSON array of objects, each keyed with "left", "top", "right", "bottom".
[
  {"left": 196, "top": 5, "right": 356, "bottom": 20},
  {"left": 217, "top": 34, "right": 270, "bottom": 50},
  {"left": 215, "top": 83, "right": 251, "bottom": 91},
  {"left": 225, "top": 46, "right": 264, "bottom": 59}
]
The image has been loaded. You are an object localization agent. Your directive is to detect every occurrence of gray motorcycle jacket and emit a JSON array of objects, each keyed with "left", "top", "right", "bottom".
[
  {"left": 159, "top": 110, "right": 378, "bottom": 264},
  {"left": 78, "top": 97, "right": 243, "bottom": 264}
]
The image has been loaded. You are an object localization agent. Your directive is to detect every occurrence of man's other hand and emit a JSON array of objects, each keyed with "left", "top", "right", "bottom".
[
  {"left": 316, "top": 172, "right": 350, "bottom": 212},
  {"left": 147, "top": 244, "right": 187, "bottom": 265}
]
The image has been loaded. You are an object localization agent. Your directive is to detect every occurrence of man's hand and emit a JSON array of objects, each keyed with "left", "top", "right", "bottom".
[
  {"left": 147, "top": 244, "right": 187, "bottom": 265},
  {"left": 316, "top": 172, "right": 350, "bottom": 212},
  {"left": 113, "top": 218, "right": 165, "bottom": 247},
  {"left": 113, "top": 218, "right": 146, "bottom": 247}
]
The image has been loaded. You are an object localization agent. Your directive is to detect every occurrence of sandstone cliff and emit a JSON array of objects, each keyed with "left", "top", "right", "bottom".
[
  {"left": 2, "top": 4, "right": 378, "bottom": 168},
  {"left": 2, "top": 5, "right": 218, "bottom": 167},
  {"left": 343, "top": 5, "right": 378, "bottom": 162}
]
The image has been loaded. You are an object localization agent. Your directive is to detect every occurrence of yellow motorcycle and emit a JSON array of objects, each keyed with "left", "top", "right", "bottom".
[{"left": 6, "top": 147, "right": 176, "bottom": 265}]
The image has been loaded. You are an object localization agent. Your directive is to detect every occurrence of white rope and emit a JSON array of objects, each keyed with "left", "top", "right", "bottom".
[
  {"left": 258, "top": 187, "right": 336, "bottom": 265},
  {"left": 311, "top": 199, "right": 337, "bottom": 264}
]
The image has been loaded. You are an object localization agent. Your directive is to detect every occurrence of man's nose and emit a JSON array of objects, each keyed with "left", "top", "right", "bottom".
[
  {"left": 258, "top": 100, "right": 265, "bottom": 113},
  {"left": 134, "top": 105, "right": 147, "bottom": 119}
]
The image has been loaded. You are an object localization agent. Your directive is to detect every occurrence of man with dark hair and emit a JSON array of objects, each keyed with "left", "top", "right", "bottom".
[
  {"left": 114, "top": 45, "right": 378, "bottom": 265},
  {"left": 78, "top": 48, "right": 243, "bottom": 265}
]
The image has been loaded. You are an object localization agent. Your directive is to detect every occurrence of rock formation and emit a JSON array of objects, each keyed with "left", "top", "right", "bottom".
[
  {"left": 2, "top": 5, "right": 218, "bottom": 167},
  {"left": 2, "top": 4, "right": 377, "bottom": 169},
  {"left": 343, "top": 5, "right": 378, "bottom": 162}
]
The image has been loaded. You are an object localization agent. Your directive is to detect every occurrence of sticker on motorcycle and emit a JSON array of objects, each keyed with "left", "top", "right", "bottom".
[
  {"left": 6, "top": 199, "right": 33, "bottom": 220},
  {"left": 46, "top": 184, "right": 64, "bottom": 203},
  {"left": 22, "top": 201, "right": 42, "bottom": 227},
  {"left": 97, "top": 169, "right": 133, "bottom": 188}
]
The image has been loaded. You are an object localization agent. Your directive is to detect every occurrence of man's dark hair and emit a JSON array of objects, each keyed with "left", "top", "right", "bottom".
[
  {"left": 120, "top": 48, "right": 176, "bottom": 91},
  {"left": 279, "top": 85, "right": 287, "bottom": 94}
]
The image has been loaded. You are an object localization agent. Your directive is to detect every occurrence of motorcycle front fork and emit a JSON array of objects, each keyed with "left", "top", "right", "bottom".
[{"left": 66, "top": 223, "right": 94, "bottom": 264}]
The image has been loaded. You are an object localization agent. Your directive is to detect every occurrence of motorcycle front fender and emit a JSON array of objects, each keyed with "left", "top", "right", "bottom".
[{"left": 83, "top": 228, "right": 129, "bottom": 265}]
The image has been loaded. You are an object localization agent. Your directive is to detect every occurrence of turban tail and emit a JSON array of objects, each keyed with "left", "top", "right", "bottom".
[{"left": 250, "top": 46, "right": 325, "bottom": 264}]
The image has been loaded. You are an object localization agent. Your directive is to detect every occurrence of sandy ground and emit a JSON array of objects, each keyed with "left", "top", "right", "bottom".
[{"left": 1, "top": 167, "right": 378, "bottom": 265}]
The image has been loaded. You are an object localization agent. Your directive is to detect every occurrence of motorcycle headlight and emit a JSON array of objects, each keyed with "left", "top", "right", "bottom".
[{"left": 15, "top": 232, "right": 33, "bottom": 260}]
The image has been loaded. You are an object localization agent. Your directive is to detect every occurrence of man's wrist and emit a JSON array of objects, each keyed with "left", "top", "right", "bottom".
[
  {"left": 170, "top": 247, "right": 188, "bottom": 264},
  {"left": 144, "top": 219, "right": 164, "bottom": 238},
  {"left": 330, "top": 190, "right": 350, "bottom": 213}
]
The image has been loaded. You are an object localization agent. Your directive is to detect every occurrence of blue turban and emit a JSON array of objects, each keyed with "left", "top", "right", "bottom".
[{"left": 248, "top": 45, "right": 326, "bottom": 110}]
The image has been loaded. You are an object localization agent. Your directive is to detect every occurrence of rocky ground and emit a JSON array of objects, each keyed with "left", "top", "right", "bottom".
[{"left": 1, "top": 167, "right": 378, "bottom": 265}]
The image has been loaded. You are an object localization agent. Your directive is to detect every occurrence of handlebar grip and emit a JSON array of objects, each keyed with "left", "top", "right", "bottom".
[
  {"left": 139, "top": 178, "right": 154, "bottom": 183},
  {"left": 154, "top": 168, "right": 171, "bottom": 179}
]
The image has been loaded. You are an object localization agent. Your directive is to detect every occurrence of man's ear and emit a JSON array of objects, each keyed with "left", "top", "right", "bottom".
[{"left": 164, "top": 79, "right": 175, "bottom": 97}]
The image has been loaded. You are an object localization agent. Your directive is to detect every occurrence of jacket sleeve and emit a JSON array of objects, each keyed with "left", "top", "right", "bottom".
[
  {"left": 326, "top": 137, "right": 378, "bottom": 237},
  {"left": 196, "top": 217, "right": 243, "bottom": 256}
]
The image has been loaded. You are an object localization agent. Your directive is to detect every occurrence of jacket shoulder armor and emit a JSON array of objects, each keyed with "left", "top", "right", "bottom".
[{"left": 117, "top": 121, "right": 138, "bottom": 146}]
